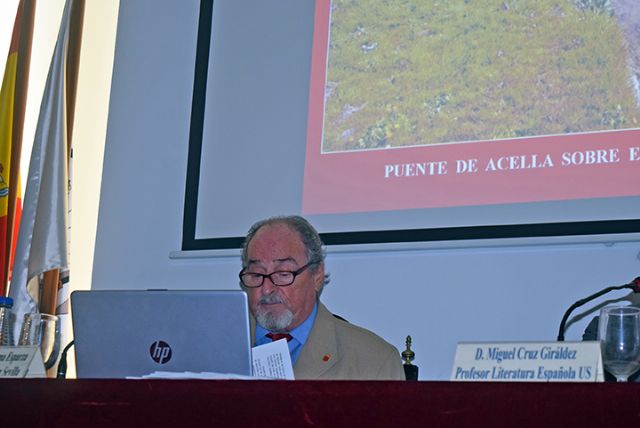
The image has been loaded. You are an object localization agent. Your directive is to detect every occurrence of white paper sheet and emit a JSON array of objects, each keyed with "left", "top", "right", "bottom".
[{"left": 251, "top": 338, "right": 295, "bottom": 380}]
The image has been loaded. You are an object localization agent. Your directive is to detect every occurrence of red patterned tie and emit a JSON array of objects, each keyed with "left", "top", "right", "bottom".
[{"left": 266, "top": 333, "right": 293, "bottom": 342}]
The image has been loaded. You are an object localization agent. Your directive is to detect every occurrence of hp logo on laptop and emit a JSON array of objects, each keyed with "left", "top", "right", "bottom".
[{"left": 150, "top": 340, "right": 172, "bottom": 364}]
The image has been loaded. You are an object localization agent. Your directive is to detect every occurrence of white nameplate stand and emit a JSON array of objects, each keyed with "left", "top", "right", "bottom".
[
  {"left": 0, "top": 346, "right": 46, "bottom": 378},
  {"left": 451, "top": 342, "right": 604, "bottom": 382}
]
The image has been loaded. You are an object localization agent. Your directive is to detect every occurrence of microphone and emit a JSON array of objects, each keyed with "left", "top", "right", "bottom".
[{"left": 557, "top": 277, "right": 640, "bottom": 341}]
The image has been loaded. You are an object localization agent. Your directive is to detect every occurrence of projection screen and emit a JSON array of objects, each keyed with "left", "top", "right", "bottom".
[{"left": 182, "top": 0, "right": 640, "bottom": 250}]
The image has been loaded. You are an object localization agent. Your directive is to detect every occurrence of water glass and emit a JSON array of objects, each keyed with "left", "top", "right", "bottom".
[
  {"left": 18, "top": 313, "right": 60, "bottom": 370},
  {"left": 598, "top": 306, "right": 640, "bottom": 382}
]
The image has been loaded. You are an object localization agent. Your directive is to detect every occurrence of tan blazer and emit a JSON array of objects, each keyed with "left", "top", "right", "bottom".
[{"left": 251, "top": 302, "right": 405, "bottom": 380}]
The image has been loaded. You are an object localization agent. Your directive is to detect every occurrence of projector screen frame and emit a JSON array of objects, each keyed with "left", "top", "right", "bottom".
[{"left": 181, "top": 0, "right": 640, "bottom": 251}]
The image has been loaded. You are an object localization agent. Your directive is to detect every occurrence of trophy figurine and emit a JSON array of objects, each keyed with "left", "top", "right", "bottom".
[{"left": 402, "top": 335, "right": 419, "bottom": 381}]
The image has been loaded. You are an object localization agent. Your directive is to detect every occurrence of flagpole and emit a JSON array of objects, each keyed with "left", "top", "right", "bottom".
[{"left": 65, "top": 0, "right": 84, "bottom": 147}]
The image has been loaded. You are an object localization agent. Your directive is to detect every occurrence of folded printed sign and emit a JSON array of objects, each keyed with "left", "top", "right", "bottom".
[
  {"left": 451, "top": 342, "right": 604, "bottom": 382},
  {"left": 0, "top": 346, "right": 45, "bottom": 378}
]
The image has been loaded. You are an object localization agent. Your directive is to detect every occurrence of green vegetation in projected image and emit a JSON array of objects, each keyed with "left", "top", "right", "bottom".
[{"left": 322, "top": 0, "right": 640, "bottom": 152}]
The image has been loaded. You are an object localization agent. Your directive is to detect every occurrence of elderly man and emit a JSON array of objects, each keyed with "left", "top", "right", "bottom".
[{"left": 239, "top": 215, "right": 405, "bottom": 380}]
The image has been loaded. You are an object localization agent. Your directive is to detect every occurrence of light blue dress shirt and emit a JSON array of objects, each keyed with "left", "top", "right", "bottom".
[{"left": 254, "top": 303, "right": 318, "bottom": 365}]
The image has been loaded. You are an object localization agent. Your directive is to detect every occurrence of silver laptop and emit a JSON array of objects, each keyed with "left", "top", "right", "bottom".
[{"left": 71, "top": 289, "right": 252, "bottom": 378}]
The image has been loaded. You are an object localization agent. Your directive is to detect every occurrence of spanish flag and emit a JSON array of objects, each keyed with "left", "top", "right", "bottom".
[{"left": 0, "top": 0, "right": 34, "bottom": 296}]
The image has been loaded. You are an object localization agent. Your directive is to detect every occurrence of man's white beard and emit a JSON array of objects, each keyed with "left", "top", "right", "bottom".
[
  {"left": 256, "top": 308, "right": 294, "bottom": 332},
  {"left": 255, "top": 294, "right": 295, "bottom": 331}
]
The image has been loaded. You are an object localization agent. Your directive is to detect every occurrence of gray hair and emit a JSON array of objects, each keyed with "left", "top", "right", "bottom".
[{"left": 241, "top": 215, "right": 331, "bottom": 289}]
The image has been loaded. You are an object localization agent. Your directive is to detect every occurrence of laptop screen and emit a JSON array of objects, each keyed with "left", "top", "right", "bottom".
[{"left": 71, "top": 289, "right": 252, "bottom": 378}]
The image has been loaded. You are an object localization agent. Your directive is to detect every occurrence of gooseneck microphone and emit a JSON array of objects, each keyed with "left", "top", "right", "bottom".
[{"left": 557, "top": 277, "right": 640, "bottom": 342}]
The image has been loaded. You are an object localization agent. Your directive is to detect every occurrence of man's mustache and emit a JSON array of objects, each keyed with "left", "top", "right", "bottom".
[{"left": 258, "top": 294, "right": 285, "bottom": 305}]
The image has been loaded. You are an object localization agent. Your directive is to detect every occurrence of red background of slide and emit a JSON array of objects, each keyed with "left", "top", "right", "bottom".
[{"left": 302, "top": 0, "right": 640, "bottom": 215}]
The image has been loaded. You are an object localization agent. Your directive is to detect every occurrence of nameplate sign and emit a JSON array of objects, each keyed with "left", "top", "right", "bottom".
[
  {"left": 0, "top": 346, "right": 46, "bottom": 378},
  {"left": 451, "top": 342, "right": 604, "bottom": 382}
]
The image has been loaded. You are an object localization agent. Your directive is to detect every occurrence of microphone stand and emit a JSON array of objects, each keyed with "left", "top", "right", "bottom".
[{"left": 557, "top": 277, "right": 640, "bottom": 341}]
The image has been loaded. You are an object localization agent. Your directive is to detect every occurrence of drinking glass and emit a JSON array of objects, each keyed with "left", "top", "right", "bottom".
[
  {"left": 18, "top": 313, "right": 61, "bottom": 370},
  {"left": 598, "top": 306, "right": 640, "bottom": 382}
]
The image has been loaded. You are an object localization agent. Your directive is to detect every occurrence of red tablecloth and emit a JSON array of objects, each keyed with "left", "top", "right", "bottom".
[{"left": 2, "top": 379, "right": 638, "bottom": 427}]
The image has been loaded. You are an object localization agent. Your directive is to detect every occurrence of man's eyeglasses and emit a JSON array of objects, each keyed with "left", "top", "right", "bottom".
[{"left": 239, "top": 262, "right": 318, "bottom": 288}]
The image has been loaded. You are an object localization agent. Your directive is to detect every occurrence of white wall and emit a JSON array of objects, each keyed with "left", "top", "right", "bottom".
[{"left": 93, "top": 0, "right": 640, "bottom": 379}]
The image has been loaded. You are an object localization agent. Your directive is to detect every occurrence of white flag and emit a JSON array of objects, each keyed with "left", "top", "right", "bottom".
[{"left": 9, "top": 0, "right": 73, "bottom": 340}]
